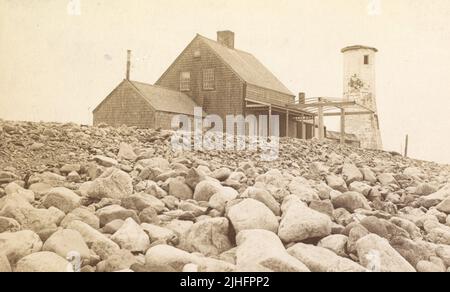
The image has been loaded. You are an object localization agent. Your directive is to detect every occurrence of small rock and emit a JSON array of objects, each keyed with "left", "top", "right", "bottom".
[
  {"left": 242, "top": 187, "right": 280, "bottom": 216},
  {"left": 93, "top": 155, "right": 118, "bottom": 167}
]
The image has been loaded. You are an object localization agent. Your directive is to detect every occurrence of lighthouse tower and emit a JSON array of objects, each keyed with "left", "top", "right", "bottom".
[{"left": 342, "top": 45, "right": 383, "bottom": 150}]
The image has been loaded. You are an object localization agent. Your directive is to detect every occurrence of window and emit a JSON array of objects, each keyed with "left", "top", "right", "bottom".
[
  {"left": 180, "top": 72, "right": 190, "bottom": 91},
  {"left": 203, "top": 68, "right": 215, "bottom": 90},
  {"left": 364, "top": 55, "right": 369, "bottom": 65}
]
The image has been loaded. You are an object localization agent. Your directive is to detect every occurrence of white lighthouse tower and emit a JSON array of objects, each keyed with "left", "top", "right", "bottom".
[{"left": 342, "top": 45, "right": 383, "bottom": 150}]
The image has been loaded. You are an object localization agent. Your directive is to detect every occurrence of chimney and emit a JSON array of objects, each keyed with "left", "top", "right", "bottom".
[
  {"left": 126, "top": 50, "right": 131, "bottom": 80},
  {"left": 217, "top": 31, "right": 235, "bottom": 49},
  {"left": 298, "top": 92, "right": 306, "bottom": 104}
]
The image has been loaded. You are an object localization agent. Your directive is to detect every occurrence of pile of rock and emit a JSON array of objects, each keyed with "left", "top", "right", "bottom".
[{"left": 1, "top": 120, "right": 450, "bottom": 272}]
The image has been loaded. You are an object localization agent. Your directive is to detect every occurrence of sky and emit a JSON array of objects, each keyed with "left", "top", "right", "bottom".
[{"left": 1, "top": 0, "right": 450, "bottom": 164}]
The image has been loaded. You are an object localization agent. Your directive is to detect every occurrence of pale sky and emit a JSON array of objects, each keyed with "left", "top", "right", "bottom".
[{"left": 1, "top": 0, "right": 450, "bottom": 164}]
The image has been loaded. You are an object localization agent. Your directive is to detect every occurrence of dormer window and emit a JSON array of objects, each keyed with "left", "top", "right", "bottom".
[
  {"left": 180, "top": 72, "right": 190, "bottom": 91},
  {"left": 364, "top": 55, "right": 369, "bottom": 65}
]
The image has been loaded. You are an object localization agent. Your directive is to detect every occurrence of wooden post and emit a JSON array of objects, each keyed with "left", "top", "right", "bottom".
[
  {"left": 300, "top": 114, "right": 305, "bottom": 139},
  {"left": 268, "top": 105, "right": 272, "bottom": 137},
  {"left": 318, "top": 106, "right": 324, "bottom": 139},
  {"left": 340, "top": 108, "right": 346, "bottom": 145},
  {"left": 312, "top": 115, "right": 316, "bottom": 138},
  {"left": 404, "top": 135, "right": 409, "bottom": 157},
  {"left": 286, "top": 110, "right": 289, "bottom": 137}
]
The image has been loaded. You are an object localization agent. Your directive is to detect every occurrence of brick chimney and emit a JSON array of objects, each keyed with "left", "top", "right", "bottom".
[{"left": 217, "top": 31, "right": 235, "bottom": 49}]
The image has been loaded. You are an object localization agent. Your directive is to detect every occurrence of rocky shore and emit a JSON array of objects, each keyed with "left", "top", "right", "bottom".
[{"left": 1, "top": 120, "right": 449, "bottom": 272}]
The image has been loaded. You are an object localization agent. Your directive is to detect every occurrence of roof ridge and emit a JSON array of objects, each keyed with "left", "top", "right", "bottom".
[
  {"left": 129, "top": 80, "right": 189, "bottom": 96},
  {"left": 197, "top": 34, "right": 253, "bottom": 56}
]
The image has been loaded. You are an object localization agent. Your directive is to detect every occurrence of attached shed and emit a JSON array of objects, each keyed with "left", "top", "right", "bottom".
[{"left": 93, "top": 79, "right": 200, "bottom": 129}]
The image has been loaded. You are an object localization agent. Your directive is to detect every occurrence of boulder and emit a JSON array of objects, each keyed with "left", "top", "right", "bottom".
[
  {"left": 122, "top": 193, "right": 165, "bottom": 213},
  {"left": 331, "top": 192, "right": 371, "bottom": 212},
  {"left": 43, "top": 187, "right": 81, "bottom": 213},
  {"left": 356, "top": 234, "right": 416, "bottom": 272},
  {"left": 111, "top": 218, "right": 150, "bottom": 253},
  {"left": 342, "top": 164, "right": 363, "bottom": 184},
  {"left": 0, "top": 202, "right": 58, "bottom": 240},
  {"left": 227, "top": 199, "right": 279, "bottom": 234},
  {"left": 235, "top": 229, "right": 310, "bottom": 272},
  {"left": 288, "top": 177, "right": 320, "bottom": 203},
  {"left": 318, "top": 234, "right": 349, "bottom": 258},
  {"left": 186, "top": 217, "right": 232, "bottom": 256},
  {"left": 97, "top": 249, "right": 137, "bottom": 272},
  {"left": 87, "top": 168, "right": 133, "bottom": 200},
  {"left": 43, "top": 229, "right": 90, "bottom": 260},
  {"left": 0, "top": 216, "right": 21, "bottom": 233},
  {"left": 361, "top": 167, "right": 377, "bottom": 184},
  {"left": 378, "top": 173, "right": 397, "bottom": 186},
  {"left": 0, "top": 253, "right": 11, "bottom": 272},
  {"left": 96, "top": 204, "right": 139, "bottom": 227},
  {"left": 278, "top": 196, "right": 331, "bottom": 243},
  {"left": 15, "top": 251, "right": 71, "bottom": 272},
  {"left": 60, "top": 207, "right": 100, "bottom": 230},
  {"left": 193, "top": 180, "right": 223, "bottom": 202},
  {"left": 349, "top": 181, "right": 372, "bottom": 197},
  {"left": 0, "top": 230, "right": 43, "bottom": 264},
  {"left": 139, "top": 207, "right": 160, "bottom": 224},
  {"left": 66, "top": 220, "right": 120, "bottom": 260},
  {"left": 288, "top": 243, "right": 365, "bottom": 272},
  {"left": 208, "top": 187, "right": 239, "bottom": 213},
  {"left": 168, "top": 177, "right": 193, "bottom": 200},
  {"left": 141, "top": 223, "right": 178, "bottom": 245},
  {"left": 144, "top": 244, "right": 196, "bottom": 272},
  {"left": 101, "top": 219, "right": 125, "bottom": 234},
  {"left": 242, "top": 187, "right": 280, "bottom": 216},
  {"left": 436, "top": 197, "right": 450, "bottom": 214},
  {"left": 416, "top": 260, "right": 444, "bottom": 272},
  {"left": 326, "top": 175, "right": 348, "bottom": 192},
  {"left": 118, "top": 142, "right": 137, "bottom": 161}
]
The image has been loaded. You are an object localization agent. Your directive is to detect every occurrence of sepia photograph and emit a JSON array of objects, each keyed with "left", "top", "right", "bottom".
[{"left": 1, "top": 0, "right": 450, "bottom": 277}]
